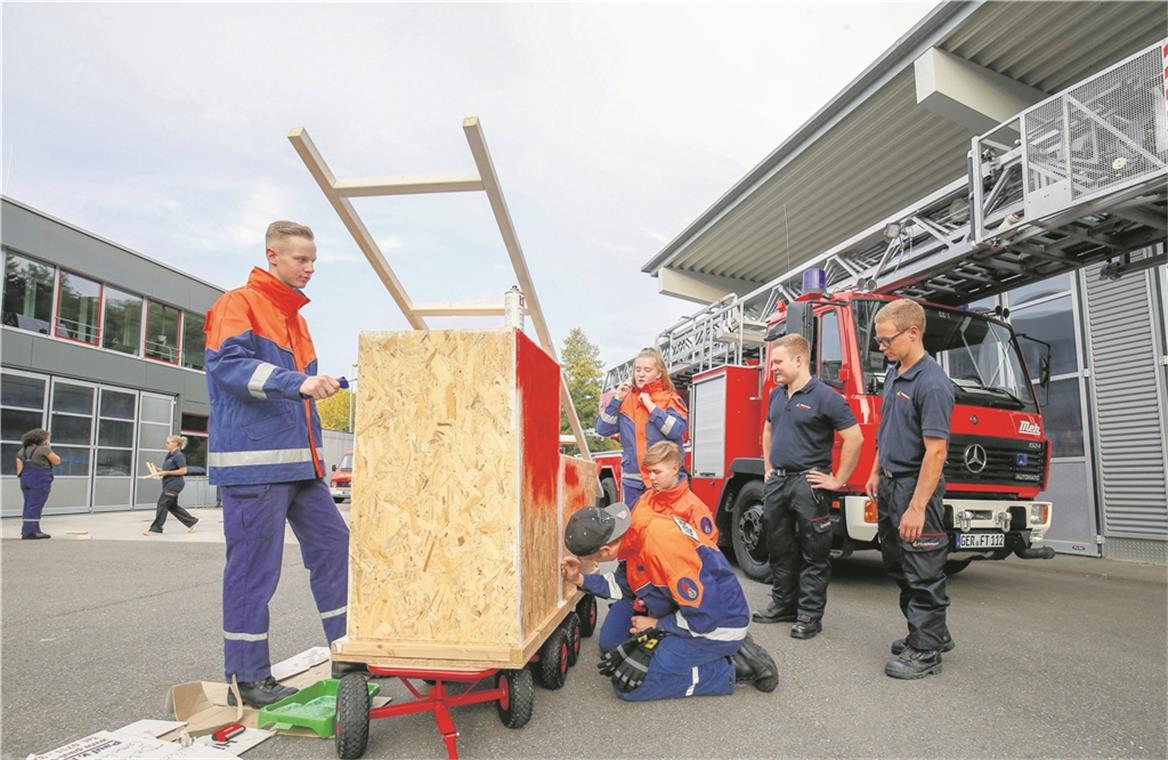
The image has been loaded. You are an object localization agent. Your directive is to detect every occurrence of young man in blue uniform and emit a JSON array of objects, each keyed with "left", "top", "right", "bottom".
[
  {"left": 204, "top": 220, "right": 351, "bottom": 707},
  {"left": 561, "top": 454, "right": 779, "bottom": 701},
  {"left": 863, "top": 298, "right": 956, "bottom": 680},
  {"left": 752, "top": 333, "right": 863, "bottom": 639}
]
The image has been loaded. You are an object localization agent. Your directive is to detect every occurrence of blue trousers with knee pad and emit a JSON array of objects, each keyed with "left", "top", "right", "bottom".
[
  {"left": 614, "top": 636, "right": 736, "bottom": 702},
  {"left": 599, "top": 598, "right": 635, "bottom": 654}
]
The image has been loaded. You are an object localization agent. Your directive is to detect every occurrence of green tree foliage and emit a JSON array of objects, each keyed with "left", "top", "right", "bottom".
[
  {"left": 560, "top": 327, "right": 620, "bottom": 453},
  {"left": 317, "top": 389, "right": 353, "bottom": 431}
]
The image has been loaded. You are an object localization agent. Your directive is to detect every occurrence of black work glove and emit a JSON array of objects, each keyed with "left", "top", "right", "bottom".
[
  {"left": 597, "top": 628, "right": 660, "bottom": 678},
  {"left": 611, "top": 631, "right": 666, "bottom": 693}
]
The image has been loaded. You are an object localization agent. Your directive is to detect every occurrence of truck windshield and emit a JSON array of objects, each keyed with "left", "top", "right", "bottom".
[
  {"left": 853, "top": 299, "right": 1038, "bottom": 411},
  {"left": 339, "top": 453, "right": 353, "bottom": 470}
]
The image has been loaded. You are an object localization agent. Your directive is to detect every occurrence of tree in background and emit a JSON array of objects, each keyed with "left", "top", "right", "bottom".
[
  {"left": 317, "top": 389, "right": 353, "bottom": 431},
  {"left": 560, "top": 327, "right": 620, "bottom": 453}
]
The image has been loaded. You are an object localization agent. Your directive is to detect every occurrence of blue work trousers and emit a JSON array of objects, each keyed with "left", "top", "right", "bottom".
[
  {"left": 20, "top": 466, "right": 53, "bottom": 537},
  {"left": 621, "top": 478, "right": 645, "bottom": 509},
  {"left": 615, "top": 636, "right": 737, "bottom": 702},
  {"left": 221, "top": 479, "right": 349, "bottom": 682}
]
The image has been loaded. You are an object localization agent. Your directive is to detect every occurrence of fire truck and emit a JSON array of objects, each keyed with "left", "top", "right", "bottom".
[{"left": 593, "top": 39, "right": 1167, "bottom": 581}]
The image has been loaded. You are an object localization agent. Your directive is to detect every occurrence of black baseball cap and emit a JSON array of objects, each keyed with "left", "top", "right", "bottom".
[{"left": 564, "top": 503, "right": 632, "bottom": 556}]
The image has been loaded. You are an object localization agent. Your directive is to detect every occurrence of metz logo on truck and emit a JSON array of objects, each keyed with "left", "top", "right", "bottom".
[{"left": 1018, "top": 420, "right": 1042, "bottom": 436}]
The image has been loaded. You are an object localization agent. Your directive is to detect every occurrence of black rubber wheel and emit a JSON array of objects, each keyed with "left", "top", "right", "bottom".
[
  {"left": 599, "top": 477, "right": 618, "bottom": 507},
  {"left": 560, "top": 611, "right": 582, "bottom": 667},
  {"left": 731, "top": 480, "right": 772, "bottom": 583},
  {"left": 575, "top": 594, "right": 598, "bottom": 638},
  {"left": 333, "top": 496, "right": 345, "bottom": 504},
  {"left": 945, "top": 557, "right": 975, "bottom": 576},
  {"left": 335, "top": 673, "right": 370, "bottom": 760},
  {"left": 495, "top": 668, "right": 534, "bottom": 729},
  {"left": 535, "top": 628, "right": 570, "bottom": 689}
]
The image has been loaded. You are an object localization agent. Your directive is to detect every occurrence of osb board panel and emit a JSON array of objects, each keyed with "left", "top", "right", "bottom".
[
  {"left": 560, "top": 455, "right": 600, "bottom": 598},
  {"left": 515, "top": 331, "right": 563, "bottom": 638},
  {"left": 348, "top": 330, "right": 520, "bottom": 650}
]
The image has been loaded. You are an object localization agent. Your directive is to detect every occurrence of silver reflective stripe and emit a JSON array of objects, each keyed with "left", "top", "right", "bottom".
[
  {"left": 622, "top": 471, "right": 643, "bottom": 483},
  {"left": 23, "top": 519, "right": 39, "bottom": 522},
  {"left": 674, "top": 611, "right": 748, "bottom": 642},
  {"left": 685, "top": 666, "right": 699, "bottom": 697},
  {"left": 660, "top": 415, "right": 676, "bottom": 436},
  {"left": 223, "top": 630, "right": 267, "bottom": 642},
  {"left": 320, "top": 605, "right": 347, "bottom": 620},
  {"left": 600, "top": 410, "right": 619, "bottom": 425},
  {"left": 602, "top": 572, "right": 621, "bottom": 599},
  {"left": 247, "top": 362, "right": 279, "bottom": 399},
  {"left": 209, "top": 449, "right": 316, "bottom": 467}
]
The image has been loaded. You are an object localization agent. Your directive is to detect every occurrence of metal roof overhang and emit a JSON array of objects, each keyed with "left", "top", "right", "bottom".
[{"left": 645, "top": 0, "right": 1168, "bottom": 301}]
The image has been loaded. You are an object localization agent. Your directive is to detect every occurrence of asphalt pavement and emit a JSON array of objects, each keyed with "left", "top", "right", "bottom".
[{"left": 2, "top": 508, "right": 1166, "bottom": 759}]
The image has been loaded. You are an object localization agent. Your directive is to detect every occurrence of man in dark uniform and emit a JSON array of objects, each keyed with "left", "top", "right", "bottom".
[
  {"left": 751, "top": 333, "right": 862, "bottom": 639},
  {"left": 863, "top": 298, "right": 956, "bottom": 680}
]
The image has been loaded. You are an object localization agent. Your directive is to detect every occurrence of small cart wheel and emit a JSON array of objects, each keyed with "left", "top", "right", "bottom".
[
  {"left": 535, "top": 628, "right": 570, "bottom": 690},
  {"left": 496, "top": 668, "right": 534, "bottom": 729},
  {"left": 335, "top": 672, "right": 370, "bottom": 759},
  {"left": 576, "top": 593, "right": 598, "bottom": 638},
  {"left": 560, "top": 611, "right": 582, "bottom": 667}
]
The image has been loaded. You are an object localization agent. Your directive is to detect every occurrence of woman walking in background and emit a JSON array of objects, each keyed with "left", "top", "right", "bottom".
[
  {"left": 595, "top": 347, "right": 688, "bottom": 507},
  {"left": 16, "top": 428, "right": 60, "bottom": 540},
  {"left": 144, "top": 435, "right": 199, "bottom": 535}
]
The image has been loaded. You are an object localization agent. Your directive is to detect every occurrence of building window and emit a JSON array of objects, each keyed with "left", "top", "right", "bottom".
[
  {"left": 182, "top": 311, "right": 205, "bottom": 370},
  {"left": 56, "top": 271, "right": 103, "bottom": 345},
  {"left": 181, "top": 413, "right": 209, "bottom": 471},
  {"left": 2, "top": 251, "right": 56, "bottom": 335},
  {"left": 95, "top": 388, "right": 136, "bottom": 476},
  {"left": 102, "top": 286, "right": 143, "bottom": 356},
  {"left": 1039, "top": 376, "right": 1085, "bottom": 458},
  {"left": 145, "top": 300, "right": 181, "bottom": 364},
  {"left": 49, "top": 380, "right": 95, "bottom": 476},
  {"left": 0, "top": 371, "right": 47, "bottom": 476}
]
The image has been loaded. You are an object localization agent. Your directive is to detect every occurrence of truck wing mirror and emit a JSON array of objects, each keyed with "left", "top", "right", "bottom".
[
  {"left": 331, "top": 464, "right": 337, "bottom": 472},
  {"left": 785, "top": 301, "right": 816, "bottom": 344}
]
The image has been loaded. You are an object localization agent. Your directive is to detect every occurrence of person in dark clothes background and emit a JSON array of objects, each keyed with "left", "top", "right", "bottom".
[
  {"left": 144, "top": 435, "right": 200, "bottom": 535},
  {"left": 15, "top": 428, "right": 60, "bottom": 539}
]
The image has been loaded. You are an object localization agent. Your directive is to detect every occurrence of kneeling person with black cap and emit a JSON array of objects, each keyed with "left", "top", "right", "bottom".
[{"left": 561, "top": 501, "right": 779, "bottom": 700}]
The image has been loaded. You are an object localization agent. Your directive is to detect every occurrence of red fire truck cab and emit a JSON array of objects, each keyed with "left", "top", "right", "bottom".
[
  {"left": 330, "top": 450, "right": 354, "bottom": 503},
  {"left": 595, "top": 289, "right": 1056, "bottom": 580}
]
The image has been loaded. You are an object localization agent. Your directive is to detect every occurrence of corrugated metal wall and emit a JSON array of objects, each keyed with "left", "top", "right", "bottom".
[{"left": 1085, "top": 262, "right": 1168, "bottom": 553}]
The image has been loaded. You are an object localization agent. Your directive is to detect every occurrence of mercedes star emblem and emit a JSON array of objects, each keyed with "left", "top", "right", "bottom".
[{"left": 963, "top": 444, "right": 988, "bottom": 474}]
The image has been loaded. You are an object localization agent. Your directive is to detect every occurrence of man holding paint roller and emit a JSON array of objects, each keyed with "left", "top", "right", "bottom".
[{"left": 204, "top": 220, "right": 354, "bottom": 707}]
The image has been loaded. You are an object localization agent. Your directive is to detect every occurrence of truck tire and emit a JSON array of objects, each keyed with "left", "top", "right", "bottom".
[
  {"left": 335, "top": 673, "right": 370, "bottom": 759},
  {"left": 599, "top": 477, "right": 618, "bottom": 507},
  {"left": 731, "top": 480, "right": 772, "bottom": 583},
  {"left": 496, "top": 668, "right": 534, "bottom": 729}
]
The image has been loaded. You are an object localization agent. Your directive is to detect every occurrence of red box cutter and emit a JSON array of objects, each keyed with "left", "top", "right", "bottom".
[{"left": 212, "top": 723, "right": 246, "bottom": 743}]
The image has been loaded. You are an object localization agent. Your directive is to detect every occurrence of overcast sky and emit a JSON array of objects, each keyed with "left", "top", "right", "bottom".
[{"left": 2, "top": 1, "right": 934, "bottom": 377}]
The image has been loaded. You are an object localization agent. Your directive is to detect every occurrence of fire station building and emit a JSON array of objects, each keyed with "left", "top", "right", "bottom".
[
  {"left": 0, "top": 197, "right": 351, "bottom": 518},
  {"left": 642, "top": 2, "right": 1167, "bottom": 563}
]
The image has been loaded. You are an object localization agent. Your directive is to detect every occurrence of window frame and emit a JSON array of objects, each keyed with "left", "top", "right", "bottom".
[
  {"left": 143, "top": 299, "right": 184, "bottom": 366},
  {"left": 100, "top": 284, "right": 146, "bottom": 357},
  {"left": 54, "top": 268, "right": 104, "bottom": 347},
  {"left": 0, "top": 369, "right": 49, "bottom": 477},
  {"left": 2, "top": 248, "right": 59, "bottom": 336}
]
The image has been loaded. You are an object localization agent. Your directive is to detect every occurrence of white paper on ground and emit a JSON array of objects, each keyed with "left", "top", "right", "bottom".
[
  {"left": 27, "top": 731, "right": 236, "bottom": 760},
  {"left": 194, "top": 728, "right": 274, "bottom": 756},
  {"left": 113, "top": 720, "right": 187, "bottom": 739},
  {"left": 270, "top": 646, "right": 330, "bottom": 681}
]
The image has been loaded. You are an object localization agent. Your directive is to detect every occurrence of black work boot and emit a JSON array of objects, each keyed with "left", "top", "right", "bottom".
[
  {"left": 884, "top": 646, "right": 943, "bottom": 680},
  {"left": 790, "top": 618, "right": 823, "bottom": 640},
  {"left": 227, "top": 676, "right": 298, "bottom": 708},
  {"left": 750, "top": 602, "right": 797, "bottom": 624},
  {"left": 331, "top": 660, "right": 369, "bottom": 678},
  {"left": 733, "top": 634, "right": 779, "bottom": 692},
  {"left": 891, "top": 637, "right": 954, "bottom": 656}
]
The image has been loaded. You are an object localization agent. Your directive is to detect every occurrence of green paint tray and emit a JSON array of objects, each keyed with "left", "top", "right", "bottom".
[{"left": 257, "top": 678, "right": 380, "bottom": 738}]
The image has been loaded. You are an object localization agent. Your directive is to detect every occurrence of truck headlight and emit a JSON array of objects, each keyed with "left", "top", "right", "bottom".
[{"left": 1029, "top": 504, "right": 1049, "bottom": 526}]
